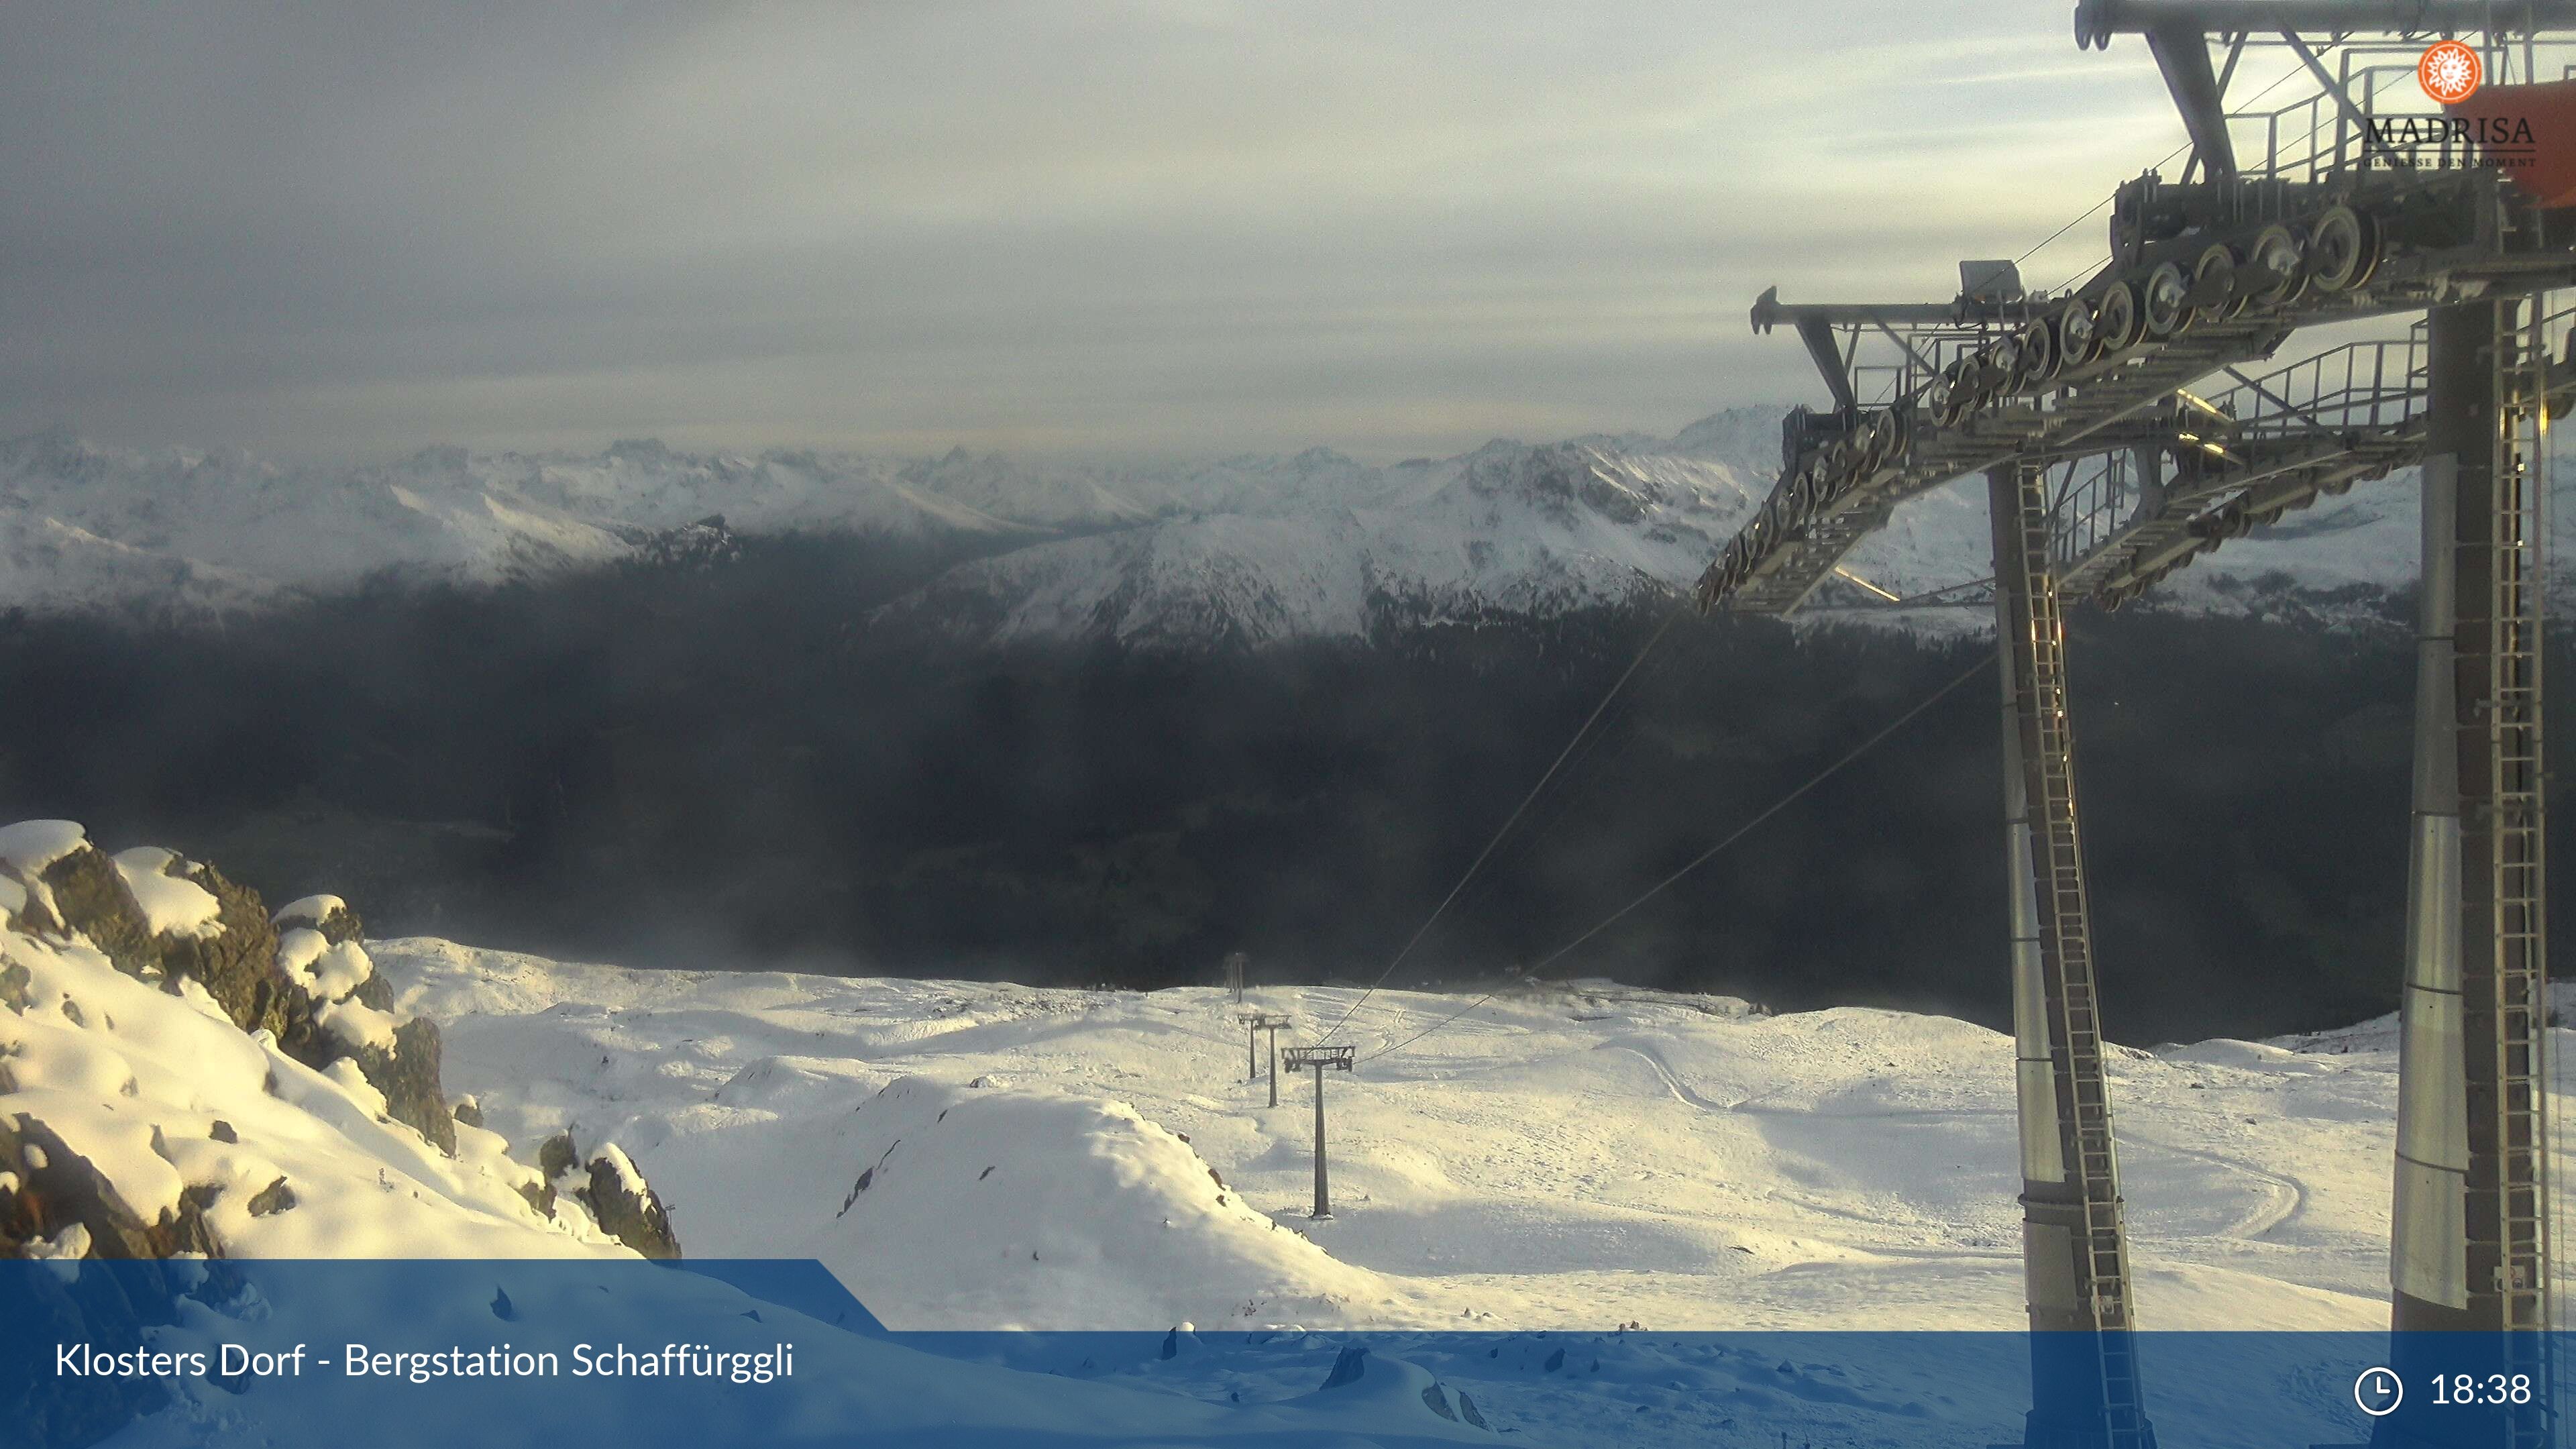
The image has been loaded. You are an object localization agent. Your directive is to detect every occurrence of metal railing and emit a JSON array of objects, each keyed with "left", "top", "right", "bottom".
[
  {"left": 2045, "top": 294, "right": 2573, "bottom": 590},
  {"left": 2204, "top": 324, "right": 2430, "bottom": 439},
  {"left": 2050, "top": 452, "right": 2150, "bottom": 568},
  {"left": 2224, "top": 40, "right": 2576, "bottom": 185}
]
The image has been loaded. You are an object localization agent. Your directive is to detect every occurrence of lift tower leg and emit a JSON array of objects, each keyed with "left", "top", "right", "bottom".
[
  {"left": 1990, "top": 462, "right": 2153, "bottom": 1449},
  {"left": 2381, "top": 297, "right": 2553, "bottom": 1449}
]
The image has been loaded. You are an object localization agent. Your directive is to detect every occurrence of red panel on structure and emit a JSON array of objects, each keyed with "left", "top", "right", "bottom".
[{"left": 2447, "top": 79, "right": 2576, "bottom": 208}]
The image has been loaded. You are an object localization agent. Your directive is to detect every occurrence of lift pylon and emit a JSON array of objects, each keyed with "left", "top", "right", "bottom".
[
  {"left": 1992, "top": 462, "right": 2155, "bottom": 1449},
  {"left": 1690, "top": 13, "right": 2573, "bottom": 1438},
  {"left": 1240, "top": 1012, "right": 1292, "bottom": 1107},
  {"left": 2377, "top": 294, "right": 2555, "bottom": 1449},
  {"left": 1239, "top": 1010, "right": 1289, "bottom": 1091},
  {"left": 1281, "top": 1044, "right": 1354, "bottom": 1220}
]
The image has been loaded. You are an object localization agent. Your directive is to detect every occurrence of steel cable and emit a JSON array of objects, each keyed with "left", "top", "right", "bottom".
[
  {"left": 1364, "top": 653, "right": 1994, "bottom": 1064},
  {"left": 1316, "top": 596, "right": 1695, "bottom": 1046}
]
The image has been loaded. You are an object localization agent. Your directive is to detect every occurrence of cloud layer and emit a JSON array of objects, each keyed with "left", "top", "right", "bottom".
[{"left": 1, "top": 1, "right": 2207, "bottom": 461}]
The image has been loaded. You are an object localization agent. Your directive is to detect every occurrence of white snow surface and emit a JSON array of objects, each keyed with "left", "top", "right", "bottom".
[
  {"left": 378, "top": 941, "right": 2576, "bottom": 1339},
  {"left": 0, "top": 819, "right": 91, "bottom": 878},
  {"left": 109, "top": 848, "right": 225, "bottom": 941},
  {"left": 272, "top": 894, "right": 350, "bottom": 927},
  {"left": 111, "top": 1260, "right": 1514, "bottom": 1449}
]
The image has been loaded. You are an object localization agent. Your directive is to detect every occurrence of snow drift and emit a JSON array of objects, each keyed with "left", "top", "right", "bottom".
[{"left": 811, "top": 1075, "right": 1395, "bottom": 1328}]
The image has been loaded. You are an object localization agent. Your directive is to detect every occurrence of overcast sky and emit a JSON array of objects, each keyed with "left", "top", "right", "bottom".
[{"left": 1, "top": 2, "right": 2216, "bottom": 463}]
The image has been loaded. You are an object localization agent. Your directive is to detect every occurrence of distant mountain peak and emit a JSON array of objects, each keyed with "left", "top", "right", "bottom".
[{"left": 0, "top": 410, "right": 2473, "bottom": 639}]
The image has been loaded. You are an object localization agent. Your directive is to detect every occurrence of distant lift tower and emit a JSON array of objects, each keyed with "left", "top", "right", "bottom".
[
  {"left": 1224, "top": 951, "right": 1250, "bottom": 1003},
  {"left": 1282, "top": 1045, "right": 1354, "bottom": 1220},
  {"left": 1240, "top": 1012, "right": 1292, "bottom": 1106}
]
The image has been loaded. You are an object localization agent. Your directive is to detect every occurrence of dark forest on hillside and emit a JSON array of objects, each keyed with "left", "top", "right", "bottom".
[{"left": 1, "top": 534, "right": 2558, "bottom": 1045}]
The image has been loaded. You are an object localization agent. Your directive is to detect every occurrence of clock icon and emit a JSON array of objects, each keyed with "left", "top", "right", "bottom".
[{"left": 2356, "top": 1366, "right": 2404, "bottom": 1417}]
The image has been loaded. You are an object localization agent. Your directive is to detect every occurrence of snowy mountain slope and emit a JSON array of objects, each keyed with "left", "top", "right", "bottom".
[
  {"left": 8, "top": 406, "right": 2560, "bottom": 641},
  {"left": 803, "top": 1074, "right": 1399, "bottom": 1328},
  {"left": 0, "top": 431, "right": 1042, "bottom": 619},
  {"left": 877, "top": 442, "right": 1772, "bottom": 649},
  {"left": 380, "top": 940, "right": 2563, "bottom": 1337},
  {"left": 877, "top": 405, "right": 2576, "bottom": 647}
]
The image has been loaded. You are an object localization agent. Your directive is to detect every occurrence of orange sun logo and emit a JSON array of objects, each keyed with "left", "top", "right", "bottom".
[{"left": 2420, "top": 40, "right": 2483, "bottom": 105}]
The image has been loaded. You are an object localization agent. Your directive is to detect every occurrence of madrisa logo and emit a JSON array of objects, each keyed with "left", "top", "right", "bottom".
[
  {"left": 2366, "top": 113, "right": 2540, "bottom": 170},
  {"left": 2420, "top": 40, "right": 2482, "bottom": 104}
]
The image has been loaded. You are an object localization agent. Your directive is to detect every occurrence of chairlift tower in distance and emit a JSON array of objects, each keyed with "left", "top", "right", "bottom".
[
  {"left": 1282, "top": 1045, "right": 1355, "bottom": 1220},
  {"left": 1239, "top": 1012, "right": 1291, "bottom": 1105},
  {"left": 1223, "top": 951, "right": 1249, "bottom": 1004}
]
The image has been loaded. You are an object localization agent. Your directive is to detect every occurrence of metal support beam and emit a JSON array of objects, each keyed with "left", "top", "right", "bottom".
[
  {"left": 1990, "top": 463, "right": 2154, "bottom": 1449},
  {"left": 2075, "top": 0, "right": 2576, "bottom": 47},
  {"left": 2379, "top": 296, "right": 2554, "bottom": 1449},
  {"left": 1795, "top": 315, "right": 1860, "bottom": 414},
  {"left": 2145, "top": 24, "right": 2237, "bottom": 184}
]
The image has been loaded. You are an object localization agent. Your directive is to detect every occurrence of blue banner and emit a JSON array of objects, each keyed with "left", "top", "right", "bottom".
[{"left": 0, "top": 1258, "right": 2563, "bottom": 1448}]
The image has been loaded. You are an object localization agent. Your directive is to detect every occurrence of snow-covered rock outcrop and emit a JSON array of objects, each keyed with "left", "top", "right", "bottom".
[{"left": 0, "top": 820, "right": 668, "bottom": 1262}]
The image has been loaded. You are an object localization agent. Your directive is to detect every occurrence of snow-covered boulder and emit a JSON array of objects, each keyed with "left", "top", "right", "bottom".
[
  {"left": 519, "top": 1128, "right": 680, "bottom": 1259},
  {"left": 272, "top": 892, "right": 363, "bottom": 945},
  {"left": 0, "top": 818, "right": 663, "bottom": 1266},
  {"left": 583, "top": 1142, "right": 680, "bottom": 1259},
  {"left": 0, "top": 823, "right": 458, "bottom": 1155}
]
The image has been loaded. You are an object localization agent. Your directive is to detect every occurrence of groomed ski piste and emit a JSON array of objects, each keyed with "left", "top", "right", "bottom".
[
  {"left": 370, "top": 936, "right": 2576, "bottom": 1445},
  {"left": 8, "top": 818, "right": 2567, "bottom": 1446},
  {"left": 380, "top": 940, "right": 2491, "bottom": 1337}
]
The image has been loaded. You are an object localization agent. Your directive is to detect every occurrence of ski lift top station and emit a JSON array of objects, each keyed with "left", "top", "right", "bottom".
[{"left": 1690, "top": 3, "right": 2575, "bottom": 1446}]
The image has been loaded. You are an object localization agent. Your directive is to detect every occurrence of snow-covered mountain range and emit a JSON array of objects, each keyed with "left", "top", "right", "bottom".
[{"left": 0, "top": 413, "right": 2520, "bottom": 645}]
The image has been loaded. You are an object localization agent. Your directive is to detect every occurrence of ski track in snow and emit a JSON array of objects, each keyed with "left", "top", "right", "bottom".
[{"left": 378, "top": 943, "right": 2576, "bottom": 1341}]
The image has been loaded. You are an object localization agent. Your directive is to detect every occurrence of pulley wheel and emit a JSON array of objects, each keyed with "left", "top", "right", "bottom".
[
  {"left": 1932, "top": 358, "right": 1972, "bottom": 425},
  {"left": 2017, "top": 317, "right": 2059, "bottom": 388},
  {"left": 2190, "top": 244, "right": 2241, "bottom": 325},
  {"left": 2244, "top": 225, "right": 2304, "bottom": 309},
  {"left": 2140, "top": 261, "right": 2189, "bottom": 338},
  {"left": 2056, "top": 295, "right": 2100, "bottom": 368},
  {"left": 1858, "top": 410, "right": 1896, "bottom": 473},
  {"left": 2306, "top": 206, "right": 2377, "bottom": 294},
  {"left": 1980, "top": 336, "right": 2021, "bottom": 398},
  {"left": 2093, "top": 280, "right": 2143, "bottom": 354}
]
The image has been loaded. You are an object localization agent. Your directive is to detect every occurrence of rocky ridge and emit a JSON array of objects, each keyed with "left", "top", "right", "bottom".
[{"left": 0, "top": 819, "right": 678, "bottom": 1263}]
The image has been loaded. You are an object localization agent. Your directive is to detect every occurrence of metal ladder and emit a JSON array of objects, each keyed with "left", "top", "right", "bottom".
[
  {"left": 2478, "top": 297, "right": 2553, "bottom": 1449},
  {"left": 2005, "top": 464, "right": 2152, "bottom": 1449}
]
